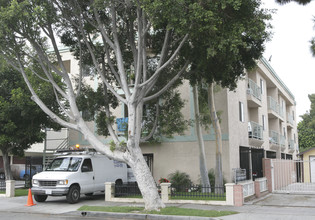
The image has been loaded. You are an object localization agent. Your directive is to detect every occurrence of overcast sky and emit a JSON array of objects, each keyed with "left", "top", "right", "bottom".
[{"left": 262, "top": 1, "right": 315, "bottom": 121}]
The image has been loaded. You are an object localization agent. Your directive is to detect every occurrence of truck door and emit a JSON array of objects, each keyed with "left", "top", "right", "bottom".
[{"left": 80, "top": 158, "right": 94, "bottom": 193}]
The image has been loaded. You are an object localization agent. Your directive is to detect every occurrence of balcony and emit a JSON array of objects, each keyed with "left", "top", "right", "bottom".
[
  {"left": 247, "top": 79, "right": 262, "bottom": 108},
  {"left": 248, "top": 121, "right": 264, "bottom": 147},
  {"left": 287, "top": 113, "right": 294, "bottom": 129},
  {"left": 267, "top": 96, "right": 284, "bottom": 121},
  {"left": 269, "top": 130, "right": 280, "bottom": 150},
  {"left": 288, "top": 140, "right": 295, "bottom": 153}
]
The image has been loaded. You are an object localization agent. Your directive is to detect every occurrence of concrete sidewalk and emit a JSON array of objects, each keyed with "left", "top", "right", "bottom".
[{"left": 0, "top": 193, "right": 315, "bottom": 219}]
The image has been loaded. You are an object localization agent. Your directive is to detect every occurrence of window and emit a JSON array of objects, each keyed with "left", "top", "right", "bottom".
[
  {"left": 283, "top": 127, "right": 286, "bottom": 138},
  {"left": 260, "top": 79, "right": 264, "bottom": 95},
  {"left": 81, "top": 159, "right": 93, "bottom": 172},
  {"left": 262, "top": 115, "right": 266, "bottom": 131},
  {"left": 292, "top": 111, "right": 295, "bottom": 121},
  {"left": 46, "top": 157, "right": 82, "bottom": 172},
  {"left": 239, "top": 102, "right": 244, "bottom": 122}
]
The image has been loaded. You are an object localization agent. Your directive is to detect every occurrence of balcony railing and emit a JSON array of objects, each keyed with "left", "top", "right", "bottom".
[
  {"left": 268, "top": 96, "right": 279, "bottom": 115},
  {"left": 248, "top": 121, "right": 263, "bottom": 140},
  {"left": 288, "top": 140, "right": 295, "bottom": 150},
  {"left": 269, "top": 130, "right": 279, "bottom": 145},
  {"left": 287, "top": 113, "right": 294, "bottom": 126},
  {"left": 248, "top": 79, "right": 261, "bottom": 101}
]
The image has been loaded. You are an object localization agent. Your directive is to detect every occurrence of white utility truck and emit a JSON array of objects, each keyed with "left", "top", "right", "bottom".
[{"left": 31, "top": 149, "right": 127, "bottom": 203}]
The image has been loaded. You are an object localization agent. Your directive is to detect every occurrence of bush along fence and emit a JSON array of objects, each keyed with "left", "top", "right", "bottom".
[{"left": 105, "top": 178, "right": 269, "bottom": 206}]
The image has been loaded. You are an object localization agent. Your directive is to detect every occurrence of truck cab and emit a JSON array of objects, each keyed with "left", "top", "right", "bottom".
[{"left": 31, "top": 149, "right": 127, "bottom": 203}]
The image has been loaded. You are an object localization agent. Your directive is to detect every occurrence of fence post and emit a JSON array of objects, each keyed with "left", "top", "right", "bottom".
[
  {"left": 160, "top": 183, "right": 171, "bottom": 203},
  {"left": 233, "top": 184, "right": 243, "bottom": 207},
  {"left": 263, "top": 158, "right": 273, "bottom": 192},
  {"left": 105, "top": 182, "right": 115, "bottom": 201},
  {"left": 225, "top": 183, "right": 235, "bottom": 206},
  {"left": 6, "top": 180, "right": 15, "bottom": 198},
  {"left": 254, "top": 180, "right": 261, "bottom": 198}
]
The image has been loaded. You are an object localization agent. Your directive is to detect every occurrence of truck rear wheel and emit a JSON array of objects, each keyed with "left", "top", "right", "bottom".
[
  {"left": 34, "top": 195, "right": 48, "bottom": 202},
  {"left": 66, "top": 185, "right": 80, "bottom": 204}
]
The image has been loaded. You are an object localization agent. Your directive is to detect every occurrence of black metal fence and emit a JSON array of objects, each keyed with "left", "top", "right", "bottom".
[
  {"left": 115, "top": 182, "right": 142, "bottom": 197},
  {"left": 0, "top": 181, "right": 5, "bottom": 193},
  {"left": 170, "top": 184, "right": 226, "bottom": 200}
]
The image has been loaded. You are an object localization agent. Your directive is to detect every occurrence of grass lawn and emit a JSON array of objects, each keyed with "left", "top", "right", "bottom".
[
  {"left": 0, "top": 188, "right": 29, "bottom": 197},
  {"left": 78, "top": 206, "right": 237, "bottom": 218},
  {"left": 170, "top": 196, "right": 226, "bottom": 201}
]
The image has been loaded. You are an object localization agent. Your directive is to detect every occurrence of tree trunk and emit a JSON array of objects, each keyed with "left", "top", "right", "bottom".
[
  {"left": 192, "top": 84, "right": 211, "bottom": 192},
  {"left": 207, "top": 83, "right": 224, "bottom": 194},
  {"left": 129, "top": 144, "right": 165, "bottom": 210},
  {"left": 1, "top": 150, "right": 13, "bottom": 180},
  {"left": 127, "top": 102, "right": 165, "bottom": 211}
]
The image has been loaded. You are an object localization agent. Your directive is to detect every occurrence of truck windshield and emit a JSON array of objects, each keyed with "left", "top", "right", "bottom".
[{"left": 46, "top": 157, "right": 82, "bottom": 172}]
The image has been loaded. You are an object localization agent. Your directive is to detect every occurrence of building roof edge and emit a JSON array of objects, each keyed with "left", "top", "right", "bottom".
[{"left": 259, "top": 56, "right": 296, "bottom": 103}]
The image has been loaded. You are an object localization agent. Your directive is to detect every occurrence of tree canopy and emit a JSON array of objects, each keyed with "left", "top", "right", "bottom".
[
  {"left": 0, "top": 0, "right": 271, "bottom": 210},
  {"left": 0, "top": 59, "right": 61, "bottom": 179},
  {"left": 298, "top": 94, "right": 315, "bottom": 152}
]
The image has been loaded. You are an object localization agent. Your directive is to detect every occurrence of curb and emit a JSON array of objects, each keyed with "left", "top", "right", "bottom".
[{"left": 67, "top": 211, "right": 219, "bottom": 220}]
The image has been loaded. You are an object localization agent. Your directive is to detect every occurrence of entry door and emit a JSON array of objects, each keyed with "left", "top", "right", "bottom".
[{"left": 310, "top": 157, "right": 315, "bottom": 183}]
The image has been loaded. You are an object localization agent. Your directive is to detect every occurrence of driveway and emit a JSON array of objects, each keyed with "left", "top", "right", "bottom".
[{"left": 252, "top": 193, "right": 315, "bottom": 207}]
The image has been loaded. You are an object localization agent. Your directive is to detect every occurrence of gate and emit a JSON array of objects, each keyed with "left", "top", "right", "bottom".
[
  {"left": 24, "top": 157, "right": 43, "bottom": 188},
  {"left": 271, "top": 159, "right": 315, "bottom": 194},
  {"left": 0, "top": 180, "right": 5, "bottom": 193}
]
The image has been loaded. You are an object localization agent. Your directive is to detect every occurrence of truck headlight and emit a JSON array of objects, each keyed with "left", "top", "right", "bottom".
[
  {"left": 57, "top": 180, "right": 68, "bottom": 185},
  {"left": 32, "top": 179, "right": 39, "bottom": 186}
]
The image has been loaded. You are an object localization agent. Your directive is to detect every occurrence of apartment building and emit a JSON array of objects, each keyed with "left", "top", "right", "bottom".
[
  {"left": 39, "top": 49, "right": 298, "bottom": 184},
  {"left": 138, "top": 57, "right": 298, "bottom": 183}
]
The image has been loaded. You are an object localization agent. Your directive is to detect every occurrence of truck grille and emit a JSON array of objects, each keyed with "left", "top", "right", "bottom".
[{"left": 39, "top": 181, "right": 57, "bottom": 187}]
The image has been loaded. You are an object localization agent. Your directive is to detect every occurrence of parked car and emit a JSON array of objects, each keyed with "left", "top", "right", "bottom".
[
  {"left": 31, "top": 150, "right": 127, "bottom": 203},
  {"left": 19, "top": 166, "right": 39, "bottom": 180}
]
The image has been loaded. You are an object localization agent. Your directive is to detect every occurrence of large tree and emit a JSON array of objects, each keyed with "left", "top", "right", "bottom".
[
  {"left": 298, "top": 94, "right": 315, "bottom": 152},
  {"left": 0, "top": 60, "right": 61, "bottom": 180},
  {"left": 186, "top": 1, "right": 270, "bottom": 189},
  {"left": 0, "top": 0, "right": 270, "bottom": 210}
]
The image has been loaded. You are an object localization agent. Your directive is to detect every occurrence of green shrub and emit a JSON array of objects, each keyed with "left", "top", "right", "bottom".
[
  {"left": 208, "top": 169, "right": 226, "bottom": 187},
  {"left": 168, "top": 170, "right": 192, "bottom": 192}
]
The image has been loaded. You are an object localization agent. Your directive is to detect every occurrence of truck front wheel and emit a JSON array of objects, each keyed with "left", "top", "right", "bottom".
[
  {"left": 66, "top": 185, "right": 80, "bottom": 204},
  {"left": 34, "top": 195, "right": 48, "bottom": 202}
]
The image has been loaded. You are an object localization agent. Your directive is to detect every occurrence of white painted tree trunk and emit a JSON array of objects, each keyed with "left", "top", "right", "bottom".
[
  {"left": 127, "top": 102, "right": 165, "bottom": 210},
  {"left": 192, "top": 85, "right": 211, "bottom": 191},
  {"left": 129, "top": 145, "right": 165, "bottom": 210},
  {"left": 207, "top": 83, "right": 224, "bottom": 194},
  {"left": 1, "top": 150, "right": 12, "bottom": 180}
]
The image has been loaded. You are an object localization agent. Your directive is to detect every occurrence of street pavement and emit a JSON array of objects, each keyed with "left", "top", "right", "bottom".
[{"left": 1, "top": 193, "right": 315, "bottom": 219}]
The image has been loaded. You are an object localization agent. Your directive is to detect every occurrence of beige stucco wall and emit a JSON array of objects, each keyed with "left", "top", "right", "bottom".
[
  {"left": 301, "top": 149, "right": 315, "bottom": 183},
  {"left": 141, "top": 140, "right": 230, "bottom": 184}
]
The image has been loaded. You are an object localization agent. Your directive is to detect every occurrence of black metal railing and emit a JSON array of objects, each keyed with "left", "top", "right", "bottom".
[
  {"left": 0, "top": 180, "right": 5, "bottom": 193},
  {"left": 115, "top": 182, "right": 142, "bottom": 198},
  {"left": 170, "top": 184, "right": 226, "bottom": 200}
]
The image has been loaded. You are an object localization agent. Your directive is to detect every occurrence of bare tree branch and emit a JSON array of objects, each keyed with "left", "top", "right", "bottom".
[
  {"left": 143, "top": 61, "right": 189, "bottom": 102},
  {"left": 140, "top": 101, "right": 159, "bottom": 142},
  {"left": 140, "top": 34, "right": 188, "bottom": 90}
]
